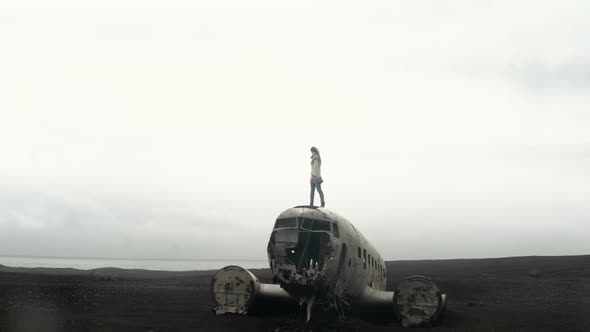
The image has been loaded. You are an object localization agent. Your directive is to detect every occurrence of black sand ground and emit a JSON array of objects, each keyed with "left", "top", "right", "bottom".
[{"left": 1, "top": 255, "right": 589, "bottom": 332}]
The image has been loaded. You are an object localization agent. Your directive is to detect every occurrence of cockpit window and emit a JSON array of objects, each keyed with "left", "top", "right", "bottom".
[
  {"left": 300, "top": 218, "right": 331, "bottom": 231},
  {"left": 274, "top": 218, "right": 297, "bottom": 229}
]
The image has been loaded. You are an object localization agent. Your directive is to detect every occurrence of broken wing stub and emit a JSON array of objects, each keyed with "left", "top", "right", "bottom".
[
  {"left": 211, "top": 265, "right": 295, "bottom": 315},
  {"left": 394, "top": 275, "right": 447, "bottom": 327},
  {"left": 358, "top": 275, "right": 447, "bottom": 328}
]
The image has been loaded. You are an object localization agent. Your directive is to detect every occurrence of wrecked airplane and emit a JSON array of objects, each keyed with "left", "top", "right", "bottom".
[{"left": 211, "top": 206, "right": 446, "bottom": 327}]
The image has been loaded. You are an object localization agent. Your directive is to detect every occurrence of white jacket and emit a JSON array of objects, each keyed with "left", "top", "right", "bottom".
[{"left": 310, "top": 153, "right": 323, "bottom": 183}]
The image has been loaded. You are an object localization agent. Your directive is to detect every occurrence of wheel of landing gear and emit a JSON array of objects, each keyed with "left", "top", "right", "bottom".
[
  {"left": 393, "top": 275, "right": 446, "bottom": 327},
  {"left": 210, "top": 265, "right": 261, "bottom": 315}
]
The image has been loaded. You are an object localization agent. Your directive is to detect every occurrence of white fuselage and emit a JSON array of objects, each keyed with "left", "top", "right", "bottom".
[
  {"left": 213, "top": 205, "right": 446, "bottom": 326},
  {"left": 267, "top": 206, "right": 387, "bottom": 307}
]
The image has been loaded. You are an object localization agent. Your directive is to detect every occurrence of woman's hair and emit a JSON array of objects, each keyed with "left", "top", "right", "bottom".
[{"left": 311, "top": 146, "right": 319, "bottom": 154}]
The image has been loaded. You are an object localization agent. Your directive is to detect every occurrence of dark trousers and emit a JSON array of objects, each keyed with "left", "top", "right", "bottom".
[{"left": 310, "top": 182, "right": 325, "bottom": 206}]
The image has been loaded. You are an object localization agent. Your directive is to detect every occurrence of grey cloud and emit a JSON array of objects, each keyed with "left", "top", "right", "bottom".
[
  {"left": 449, "top": 57, "right": 590, "bottom": 91},
  {"left": 508, "top": 59, "right": 590, "bottom": 90},
  {"left": 0, "top": 187, "right": 264, "bottom": 259}
]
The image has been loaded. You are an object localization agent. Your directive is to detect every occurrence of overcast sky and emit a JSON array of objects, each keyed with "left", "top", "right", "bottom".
[{"left": 1, "top": 0, "right": 588, "bottom": 261}]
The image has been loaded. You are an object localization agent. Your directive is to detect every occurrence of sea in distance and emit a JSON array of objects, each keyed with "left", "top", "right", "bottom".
[{"left": 0, "top": 255, "right": 269, "bottom": 271}]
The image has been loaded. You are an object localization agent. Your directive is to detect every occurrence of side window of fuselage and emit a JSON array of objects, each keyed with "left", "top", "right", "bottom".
[
  {"left": 363, "top": 249, "right": 367, "bottom": 269},
  {"left": 358, "top": 247, "right": 361, "bottom": 258},
  {"left": 332, "top": 223, "right": 339, "bottom": 238}
]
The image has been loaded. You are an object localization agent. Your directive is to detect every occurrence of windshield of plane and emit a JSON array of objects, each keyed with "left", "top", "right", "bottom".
[
  {"left": 274, "top": 218, "right": 298, "bottom": 229},
  {"left": 300, "top": 218, "right": 331, "bottom": 231},
  {"left": 274, "top": 218, "right": 333, "bottom": 232}
]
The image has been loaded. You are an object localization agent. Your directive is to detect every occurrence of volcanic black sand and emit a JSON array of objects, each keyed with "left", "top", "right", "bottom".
[{"left": 1, "top": 255, "right": 589, "bottom": 332}]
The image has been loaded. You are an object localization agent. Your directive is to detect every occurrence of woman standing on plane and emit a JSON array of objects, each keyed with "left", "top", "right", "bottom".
[{"left": 310, "top": 146, "right": 325, "bottom": 207}]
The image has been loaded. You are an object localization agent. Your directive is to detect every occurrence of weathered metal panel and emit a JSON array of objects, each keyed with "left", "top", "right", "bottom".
[
  {"left": 211, "top": 266, "right": 260, "bottom": 315},
  {"left": 394, "top": 275, "right": 447, "bottom": 327},
  {"left": 211, "top": 265, "right": 296, "bottom": 315}
]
